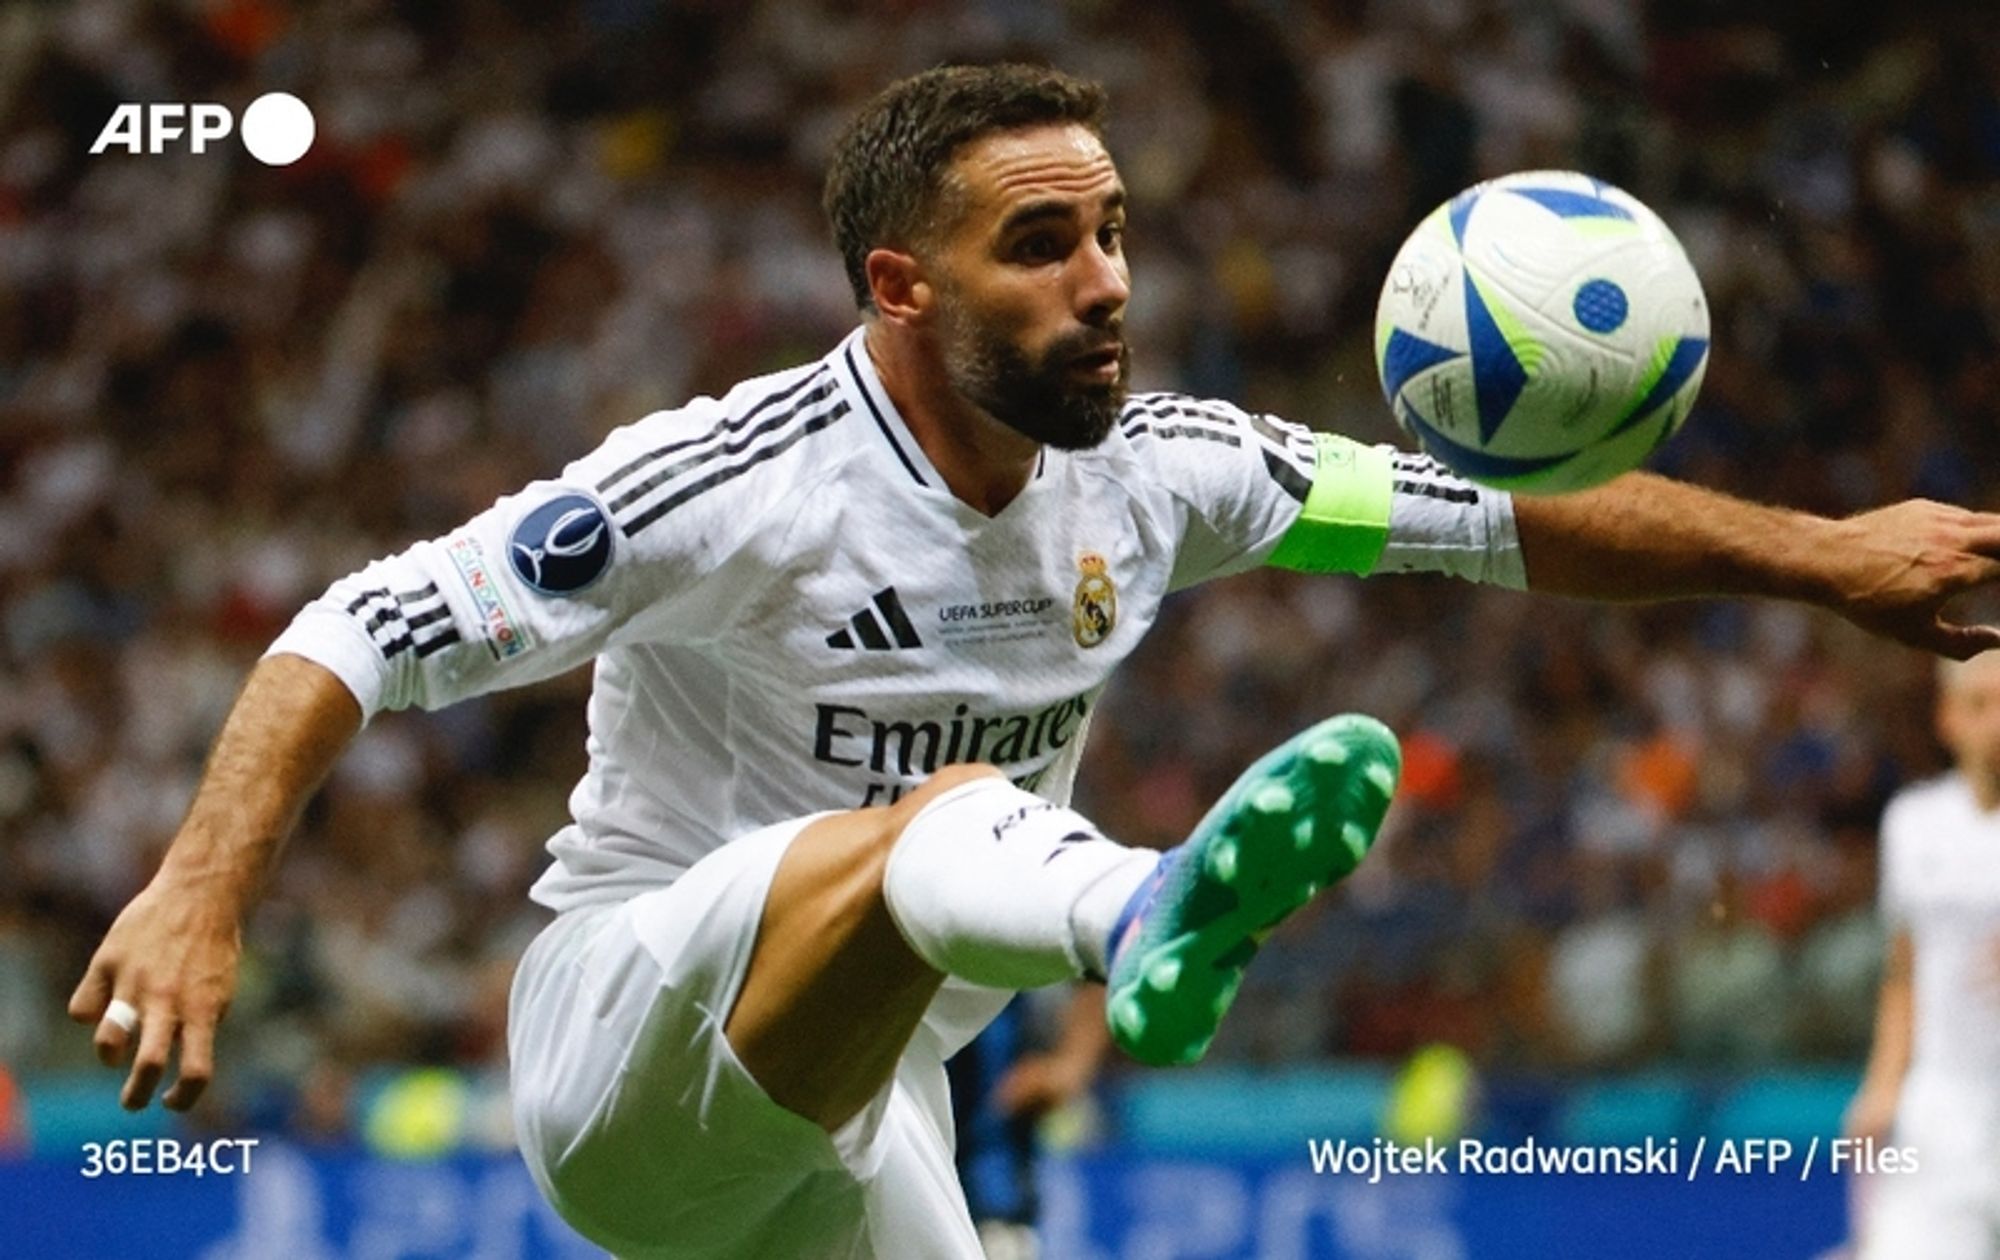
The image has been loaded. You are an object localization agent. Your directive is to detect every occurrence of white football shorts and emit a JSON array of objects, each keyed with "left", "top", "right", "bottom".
[
  {"left": 1856, "top": 1076, "right": 2000, "bottom": 1260},
  {"left": 508, "top": 814, "right": 1009, "bottom": 1259}
]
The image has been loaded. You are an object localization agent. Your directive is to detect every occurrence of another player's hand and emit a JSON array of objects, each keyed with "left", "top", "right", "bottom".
[
  {"left": 1842, "top": 1084, "right": 1898, "bottom": 1145},
  {"left": 993, "top": 1051, "right": 1094, "bottom": 1119},
  {"left": 67, "top": 877, "right": 242, "bottom": 1112},
  {"left": 1827, "top": 500, "right": 2000, "bottom": 659}
]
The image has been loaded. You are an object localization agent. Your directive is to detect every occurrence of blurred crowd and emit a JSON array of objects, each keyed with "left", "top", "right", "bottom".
[{"left": 3, "top": 0, "right": 1998, "bottom": 1141}]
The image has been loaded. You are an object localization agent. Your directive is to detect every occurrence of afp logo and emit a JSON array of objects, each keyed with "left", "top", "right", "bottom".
[
  {"left": 509, "top": 494, "right": 614, "bottom": 596},
  {"left": 90, "top": 92, "right": 315, "bottom": 165}
]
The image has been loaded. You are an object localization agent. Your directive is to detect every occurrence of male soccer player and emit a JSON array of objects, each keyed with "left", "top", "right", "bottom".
[
  {"left": 1847, "top": 653, "right": 2000, "bottom": 1259},
  {"left": 948, "top": 986, "right": 1108, "bottom": 1258},
  {"left": 69, "top": 64, "right": 2000, "bottom": 1258}
]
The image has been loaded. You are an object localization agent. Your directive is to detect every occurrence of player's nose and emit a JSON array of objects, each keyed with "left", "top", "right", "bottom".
[{"left": 1074, "top": 239, "right": 1129, "bottom": 324}]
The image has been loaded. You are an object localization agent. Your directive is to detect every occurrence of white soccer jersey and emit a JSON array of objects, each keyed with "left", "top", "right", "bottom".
[
  {"left": 269, "top": 328, "right": 1523, "bottom": 912},
  {"left": 1879, "top": 774, "right": 2000, "bottom": 1078}
]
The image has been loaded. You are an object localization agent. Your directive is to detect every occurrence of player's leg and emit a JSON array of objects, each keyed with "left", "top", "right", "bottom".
[
  {"left": 724, "top": 762, "right": 1149, "bottom": 1131},
  {"left": 1104, "top": 713, "right": 1401, "bottom": 1066},
  {"left": 507, "top": 767, "right": 1130, "bottom": 1257},
  {"left": 1855, "top": 1078, "right": 2000, "bottom": 1260},
  {"left": 509, "top": 825, "right": 897, "bottom": 1259},
  {"left": 725, "top": 713, "right": 1404, "bottom": 1129},
  {"left": 946, "top": 1000, "right": 1043, "bottom": 1258},
  {"left": 508, "top": 714, "right": 1402, "bottom": 1255}
]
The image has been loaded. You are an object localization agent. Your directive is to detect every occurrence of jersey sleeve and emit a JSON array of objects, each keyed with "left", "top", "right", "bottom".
[
  {"left": 265, "top": 397, "right": 797, "bottom": 721},
  {"left": 1128, "top": 391, "right": 1526, "bottom": 591},
  {"left": 1262, "top": 437, "right": 1524, "bottom": 587},
  {"left": 1121, "top": 393, "right": 1324, "bottom": 591},
  {"left": 1370, "top": 448, "right": 1526, "bottom": 587}
]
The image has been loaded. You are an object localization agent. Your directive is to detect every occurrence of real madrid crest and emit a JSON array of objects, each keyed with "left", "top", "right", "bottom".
[{"left": 1072, "top": 552, "right": 1117, "bottom": 649}]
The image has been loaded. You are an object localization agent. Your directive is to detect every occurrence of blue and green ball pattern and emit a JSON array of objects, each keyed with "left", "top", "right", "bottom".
[{"left": 1374, "top": 171, "right": 1710, "bottom": 494}]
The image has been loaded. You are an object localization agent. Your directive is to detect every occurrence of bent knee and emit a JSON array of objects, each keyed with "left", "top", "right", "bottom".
[
  {"left": 888, "top": 763, "right": 1006, "bottom": 824},
  {"left": 809, "top": 765, "right": 1008, "bottom": 888}
]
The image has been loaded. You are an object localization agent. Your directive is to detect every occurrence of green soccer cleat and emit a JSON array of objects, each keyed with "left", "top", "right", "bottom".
[{"left": 1104, "top": 714, "right": 1401, "bottom": 1067}]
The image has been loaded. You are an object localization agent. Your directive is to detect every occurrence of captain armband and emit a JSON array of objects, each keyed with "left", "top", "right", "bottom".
[{"left": 1265, "top": 434, "right": 1393, "bottom": 576}]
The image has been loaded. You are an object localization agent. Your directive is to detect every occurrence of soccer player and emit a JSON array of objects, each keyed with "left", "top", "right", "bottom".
[
  {"left": 69, "top": 64, "right": 2000, "bottom": 1258},
  {"left": 1847, "top": 653, "right": 2000, "bottom": 1259},
  {"left": 947, "top": 986, "right": 1108, "bottom": 1258}
]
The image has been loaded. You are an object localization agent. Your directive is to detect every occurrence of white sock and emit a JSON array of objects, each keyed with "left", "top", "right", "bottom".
[{"left": 881, "top": 777, "right": 1159, "bottom": 989}]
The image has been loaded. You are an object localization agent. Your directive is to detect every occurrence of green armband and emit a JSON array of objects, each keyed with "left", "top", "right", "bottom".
[{"left": 1265, "top": 433, "right": 1393, "bottom": 575}]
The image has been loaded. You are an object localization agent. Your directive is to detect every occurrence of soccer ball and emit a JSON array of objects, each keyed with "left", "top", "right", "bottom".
[{"left": 1374, "top": 171, "right": 1710, "bottom": 494}]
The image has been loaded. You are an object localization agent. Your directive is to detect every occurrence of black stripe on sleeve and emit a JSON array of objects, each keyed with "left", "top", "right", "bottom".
[
  {"left": 1122, "top": 415, "right": 1241, "bottom": 447},
  {"left": 607, "top": 379, "right": 837, "bottom": 514},
  {"left": 1262, "top": 449, "right": 1312, "bottom": 503},
  {"left": 1154, "top": 423, "right": 1241, "bottom": 446},
  {"left": 622, "top": 401, "right": 850, "bottom": 536},
  {"left": 1140, "top": 392, "right": 1242, "bottom": 428},
  {"left": 361, "top": 604, "right": 402, "bottom": 638},
  {"left": 1122, "top": 399, "right": 1243, "bottom": 446},
  {"left": 596, "top": 368, "right": 833, "bottom": 497},
  {"left": 1243, "top": 411, "right": 1291, "bottom": 450},
  {"left": 1246, "top": 411, "right": 1317, "bottom": 478},
  {"left": 1394, "top": 478, "right": 1481, "bottom": 505},
  {"left": 412, "top": 628, "right": 461, "bottom": 658},
  {"left": 404, "top": 604, "right": 454, "bottom": 633}
]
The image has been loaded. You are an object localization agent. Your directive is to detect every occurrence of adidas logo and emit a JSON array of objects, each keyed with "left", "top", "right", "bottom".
[{"left": 826, "top": 587, "right": 923, "bottom": 651}]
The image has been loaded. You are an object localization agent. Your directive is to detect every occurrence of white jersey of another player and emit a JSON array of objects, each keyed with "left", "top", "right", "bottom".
[
  {"left": 1880, "top": 774, "right": 2000, "bottom": 1078},
  {"left": 270, "top": 327, "right": 1521, "bottom": 914},
  {"left": 1854, "top": 770, "right": 2000, "bottom": 1259}
]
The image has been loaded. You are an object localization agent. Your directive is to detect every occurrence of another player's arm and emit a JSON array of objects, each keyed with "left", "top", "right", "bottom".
[
  {"left": 67, "top": 654, "right": 361, "bottom": 1111},
  {"left": 995, "top": 984, "right": 1110, "bottom": 1118},
  {"left": 1511, "top": 472, "right": 2000, "bottom": 658},
  {"left": 1846, "top": 929, "right": 1915, "bottom": 1141}
]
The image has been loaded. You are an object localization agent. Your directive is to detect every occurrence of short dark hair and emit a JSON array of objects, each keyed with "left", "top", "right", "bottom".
[{"left": 823, "top": 63, "right": 1108, "bottom": 312}]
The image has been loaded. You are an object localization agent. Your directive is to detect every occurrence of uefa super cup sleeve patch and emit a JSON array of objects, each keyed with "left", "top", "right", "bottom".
[{"left": 508, "top": 492, "right": 614, "bottom": 596}]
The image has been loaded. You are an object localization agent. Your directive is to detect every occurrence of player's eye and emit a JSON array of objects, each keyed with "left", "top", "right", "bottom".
[
  {"left": 1098, "top": 221, "right": 1125, "bottom": 253},
  {"left": 1013, "top": 232, "right": 1065, "bottom": 264}
]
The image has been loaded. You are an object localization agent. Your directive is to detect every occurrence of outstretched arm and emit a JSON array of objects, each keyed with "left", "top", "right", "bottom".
[
  {"left": 1513, "top": 472, "right": 2000, "bottom": 658},
  {"left": 67, "top": 392, "right": 791, "bottom": 1110},
  {"left": 67, "top": 654, "right": 361, "bottom": 1111}
]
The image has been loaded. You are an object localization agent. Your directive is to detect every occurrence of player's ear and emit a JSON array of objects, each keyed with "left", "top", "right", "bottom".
[{"left": 865, "top": 248, "right": 933, "bottom": 326}]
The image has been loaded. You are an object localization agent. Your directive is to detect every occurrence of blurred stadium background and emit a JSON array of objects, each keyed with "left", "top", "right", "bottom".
[{"left": 2, "top": 0, "right": 1997, "bottom": 1255}]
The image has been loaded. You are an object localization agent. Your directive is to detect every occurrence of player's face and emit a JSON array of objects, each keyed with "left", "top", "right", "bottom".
[
  {"left": 1939, "top": 655, "right": 2000, "bottom": 779},
  {"left": 927, "top": 124, "right": 1131, "bottom": 449}
]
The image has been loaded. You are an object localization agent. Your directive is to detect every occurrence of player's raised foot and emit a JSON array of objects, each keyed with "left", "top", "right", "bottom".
[{"left": 1104, "top": 714, "right": 1401, "bottom": 1067}]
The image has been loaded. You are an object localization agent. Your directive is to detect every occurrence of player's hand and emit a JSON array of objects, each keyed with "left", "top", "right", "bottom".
[
  {"left": 1825, "top": 500, "right": 2000, "bottom": 659},
  {"left": 1842, "top": 1084, "right": 1898, "bottom": 1145},
  {"left": 993, "top": 1051, "right": 1094, "bottom": 1119},
  {"left": 67, "top": 877, "right": 242, "bottom": 1112}
]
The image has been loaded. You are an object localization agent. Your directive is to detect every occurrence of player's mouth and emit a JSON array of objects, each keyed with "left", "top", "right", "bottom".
[{"left": 1069, "top": 344, "right": 1123, "bottom": 381}]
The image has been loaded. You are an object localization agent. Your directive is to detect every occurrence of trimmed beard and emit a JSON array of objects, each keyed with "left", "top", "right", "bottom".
[{"left": 938, "top": 304, "right": 1128, "bottom": 451}]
